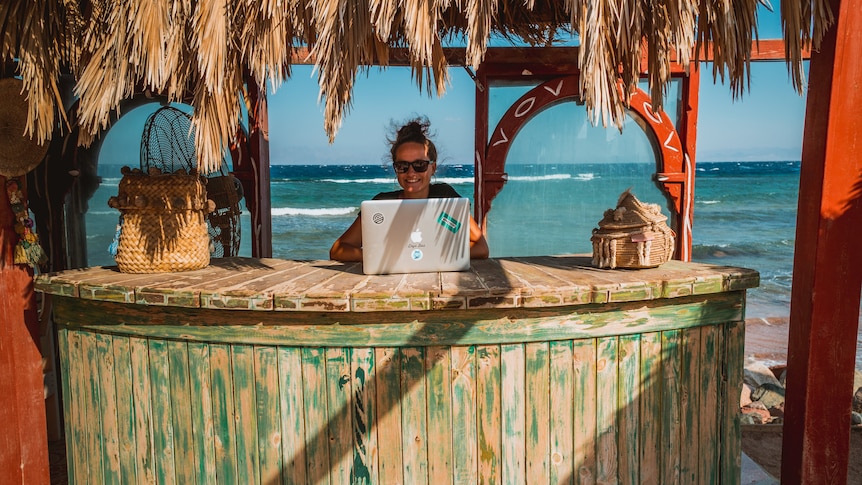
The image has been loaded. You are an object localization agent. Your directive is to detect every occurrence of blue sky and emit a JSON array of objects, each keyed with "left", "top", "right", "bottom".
[{"left": 101, "top": 3, "right": 806, "bottom": 165}]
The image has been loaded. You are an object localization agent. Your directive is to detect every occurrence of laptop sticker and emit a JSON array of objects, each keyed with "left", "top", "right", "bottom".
[{"left": 437, "top": 212, "right": 462, "bottom": 233}]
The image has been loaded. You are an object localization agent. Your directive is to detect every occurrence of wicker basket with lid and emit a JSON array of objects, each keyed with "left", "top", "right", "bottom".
[
  {"left": 590, "top": 189, "right": 675, "bottom": 269},
  {"left": 108, "top": 167, "right": 215, "bottom": 273}
]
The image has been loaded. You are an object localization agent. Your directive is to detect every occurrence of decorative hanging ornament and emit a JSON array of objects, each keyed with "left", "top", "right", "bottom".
[{"left": 6, "top": 177, "right": 47, "bottom": 267}]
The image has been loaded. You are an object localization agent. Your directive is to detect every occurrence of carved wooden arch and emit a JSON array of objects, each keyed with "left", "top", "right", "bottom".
[{"left": 479, "top": 75, "right": 693, "bottom": 260}]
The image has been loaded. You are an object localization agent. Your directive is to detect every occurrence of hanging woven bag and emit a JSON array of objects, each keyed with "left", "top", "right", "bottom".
[{"left": 108, "top": 167, "right": 215, "bottom": 273}]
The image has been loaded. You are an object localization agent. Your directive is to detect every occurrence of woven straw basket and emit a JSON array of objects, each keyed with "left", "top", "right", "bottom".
[
  {"left": 590, "top": 189, "right": 675, "bottom": 269},
  {"left": 108, "top": 168, "right": 214, "bottom": 273}
]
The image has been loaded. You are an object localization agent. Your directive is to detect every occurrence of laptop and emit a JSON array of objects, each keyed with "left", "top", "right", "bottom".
[{"left": 360, "top": 198, "right": 471, "bottom": 275}]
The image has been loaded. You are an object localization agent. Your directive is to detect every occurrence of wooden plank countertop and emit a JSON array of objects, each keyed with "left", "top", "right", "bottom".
[{"left": 35, "top": 256, "right": 759, "bottom": 313}]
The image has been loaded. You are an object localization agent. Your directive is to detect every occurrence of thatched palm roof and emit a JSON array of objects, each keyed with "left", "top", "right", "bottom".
[{"left": 0, "top": 0, "right": 831, "bottom": 174}]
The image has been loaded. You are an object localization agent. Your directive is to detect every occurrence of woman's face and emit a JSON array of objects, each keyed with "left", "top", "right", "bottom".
[{"left": 394, "top": 141, "right": 436, "bottom": 198}]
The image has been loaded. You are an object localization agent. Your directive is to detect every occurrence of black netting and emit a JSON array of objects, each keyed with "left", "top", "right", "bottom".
[
  {"left": 140, "top": 106, "right": 243, "bottom": 257},
  {"left": 140, "top": 106, "right": 197, "bottom": 173}
]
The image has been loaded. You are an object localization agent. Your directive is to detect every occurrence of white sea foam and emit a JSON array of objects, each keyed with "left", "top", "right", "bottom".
[
  {"left": 434, "top": 176, "right": 476, "bottom": 185},
  {"left": 700, "top": 200, "right": 721, "bottom": 204},
  {"left": 506, "top": 173, "right": 596, "bottom": 182},
  {"left": 507, "top": 173, "right": 574, "bottom": 182},
  {"left": 313, "top": 176, "right": 476, "bottom": 185},
  {"left": 272, "top": 207, "right": 357, "bottom": 216},
  {"left": 319, "top": 177, "right": 394, "bottom": 184}
]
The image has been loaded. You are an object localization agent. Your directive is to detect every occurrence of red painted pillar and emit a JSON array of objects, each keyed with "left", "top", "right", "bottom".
[
  {"left": 231, "top": 77, "right": 273, "bottom": 258},
  {"left": 680, "top": 65, "right": 699, "bottom": 262},
  {"left": 0, "top": 175, "right": 50, "bottom": 484},
  {"left": 474, "top": 65, "right": 489, "bottom": 228},
  {"left": 781, "top": 0, "right": 862, "bottom": 481}
]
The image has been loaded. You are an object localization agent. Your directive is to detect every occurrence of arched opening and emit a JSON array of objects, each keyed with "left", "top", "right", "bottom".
[
  {"left": 478, "top": 75, "right": 692, "bottom": 259},
  {"left": 89, "top": 100, "right": 248, "bottom": 267}
]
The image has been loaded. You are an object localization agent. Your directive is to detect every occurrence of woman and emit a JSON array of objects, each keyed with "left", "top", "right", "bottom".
[{"left": 330, "top": 118, "right": 489, "bottom": 262}]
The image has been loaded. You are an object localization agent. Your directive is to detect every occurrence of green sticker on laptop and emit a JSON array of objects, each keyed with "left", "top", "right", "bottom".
[{"left": 437, "top": 212, "right": 462, "bottom": 233}]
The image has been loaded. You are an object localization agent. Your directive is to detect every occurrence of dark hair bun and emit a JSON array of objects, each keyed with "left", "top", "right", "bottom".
[{"left": 395, "top": 118, "right": 431, "bottom": 145}]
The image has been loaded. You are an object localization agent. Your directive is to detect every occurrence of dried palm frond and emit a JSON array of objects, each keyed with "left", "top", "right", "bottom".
[
  {"left": 464, "top": 0, "right": 497, "bottom": 68},
  {"left": 312, "top": 0, "right": 378, "bottom": 140},
  {"left": 576, "top": 0, "right": 624, "bottom": 128},
  {"left": 1, "top": 0, "right": 73, "bottom": 142},
  {"left": 193, "top": 64, "right": 244, "bottom": 173},
  {"left": 193, "top": 0, "right": 231, "bottom": 94},
  {"left": 695, "top": 0, "right": 762, "bottom": 98},
  {"left": 0, "top": 0, "right": 833, "bottom": 173},
  {"left": 132, "top": 0, "right": 173, "bottom": 89},
  {"left": 782, "top": 0, "right": 832, "bottom": 92},
  {"left": 371, "top": 0, "right": 399, "bottom": 41},
  {"left": 162, "top": 0, "right": 195, "bottom": 102},
  {"left": 239, "top": 0, "right": 295, "bottom": 92},
  {"left": 75, "top": 1, "right": 136, "bottom": 139}
]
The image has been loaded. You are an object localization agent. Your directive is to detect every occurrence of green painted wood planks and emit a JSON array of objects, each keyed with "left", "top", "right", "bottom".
[{"left": 57, "top": 320, "right": 744, "bottom": 483}]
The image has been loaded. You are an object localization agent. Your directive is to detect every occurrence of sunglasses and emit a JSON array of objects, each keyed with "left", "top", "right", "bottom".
[{"left": 393, "top": 160, "right": 433, "bottom": 173}]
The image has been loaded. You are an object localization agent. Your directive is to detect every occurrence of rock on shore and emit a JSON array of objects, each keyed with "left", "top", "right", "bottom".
[{"left": 740, "top": 358, "right": 862, "bottom": 425}]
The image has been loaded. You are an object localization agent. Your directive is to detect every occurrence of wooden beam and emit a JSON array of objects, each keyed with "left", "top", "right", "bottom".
[
  {"left": 287, "top": 40, "right": 808, "bottom": 68},
  {"left": 747, "top": 39, "right": 812, "bottom": 61},
  {"left": 781, "top": 0, "right": 862, "bottom": 481},
  {"left": 0, "top": 176, "right": 50, "bottom": 484}
]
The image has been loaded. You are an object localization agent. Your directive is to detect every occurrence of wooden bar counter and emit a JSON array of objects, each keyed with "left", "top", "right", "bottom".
[{"left": 36, "top": 256, "right": 759, "bottom": 484}]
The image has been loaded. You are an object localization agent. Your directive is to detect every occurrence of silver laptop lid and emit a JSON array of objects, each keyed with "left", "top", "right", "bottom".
[{"left": 360, "top": 198, "right": 471, "bottom": 275}]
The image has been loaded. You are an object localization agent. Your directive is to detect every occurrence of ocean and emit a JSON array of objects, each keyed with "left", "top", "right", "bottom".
[{"left": 86, "top": 161, "right": 800, "bottom": 320}]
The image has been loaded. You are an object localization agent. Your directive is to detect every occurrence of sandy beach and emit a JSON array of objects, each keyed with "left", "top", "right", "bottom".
[
  {"left": 744, "top": 314, "right": 862, "bottom": 369},
  {"left": 744, "top": 316, "right": 793, "bottom": 365}
]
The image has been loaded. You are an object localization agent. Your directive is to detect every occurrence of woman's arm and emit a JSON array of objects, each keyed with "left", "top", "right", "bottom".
[
  {"left": 468, "top": 216, "right": 489, "bottom": 259},
  {"left": 330, "top": 217, "right": 363, "bottom": 261}
]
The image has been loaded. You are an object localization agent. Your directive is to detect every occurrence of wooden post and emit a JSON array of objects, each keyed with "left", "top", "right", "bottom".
[
  {"left": 474, "top": 64, "right": 488, "bottom": 228},
  {"left": 231, "top": 76, "right": 273, "bottom": 258},
  {"left": 0, "top": 175, "right": 50, "bottom": 484},
  {"left": 781, "top": 0, "right": 862, "bottom": 481},
  {"left": 679, "top": 63, "right": 699, "bottom": 262}
]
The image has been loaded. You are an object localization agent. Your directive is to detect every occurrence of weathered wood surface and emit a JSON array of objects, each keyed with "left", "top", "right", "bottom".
[
  {"left": 43, "top": 257, "right": 757, "bottom": 484},
  {"left": 35, "top": 256, "right": 759, "bottom": 312},
  {"left": 0, "top": 263, "right": 51, "bottom": 485},
  {"left": 2, "top": 183, "right": 50, "bottom": 484},
  {"left": 50, "top": 290, "right": 746, "bottom": 345},
  {"left": 56, "top": 322, "right": 747, "bottom": 484}
]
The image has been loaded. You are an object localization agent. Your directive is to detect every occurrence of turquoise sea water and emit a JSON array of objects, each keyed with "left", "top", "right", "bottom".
[{"left": 87, "top": 161, "right": 800, "bottom": 319}]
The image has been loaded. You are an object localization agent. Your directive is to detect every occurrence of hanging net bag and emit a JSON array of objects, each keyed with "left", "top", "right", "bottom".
[
  {"left": 107, "top": 106, "right": 243, "bottom": 273},
  {"left": 139, "top": 106, "right": 243, "bottom": 258}
]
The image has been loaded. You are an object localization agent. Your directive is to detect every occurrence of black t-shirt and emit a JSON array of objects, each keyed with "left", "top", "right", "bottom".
[{"left": 372, "top": 183, "right": 462, "bottom": 200}]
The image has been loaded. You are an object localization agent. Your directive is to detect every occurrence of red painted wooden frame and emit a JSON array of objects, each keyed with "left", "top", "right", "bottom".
[{"left": 476, "top": 75, "right": 693, "bottom": 260}]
